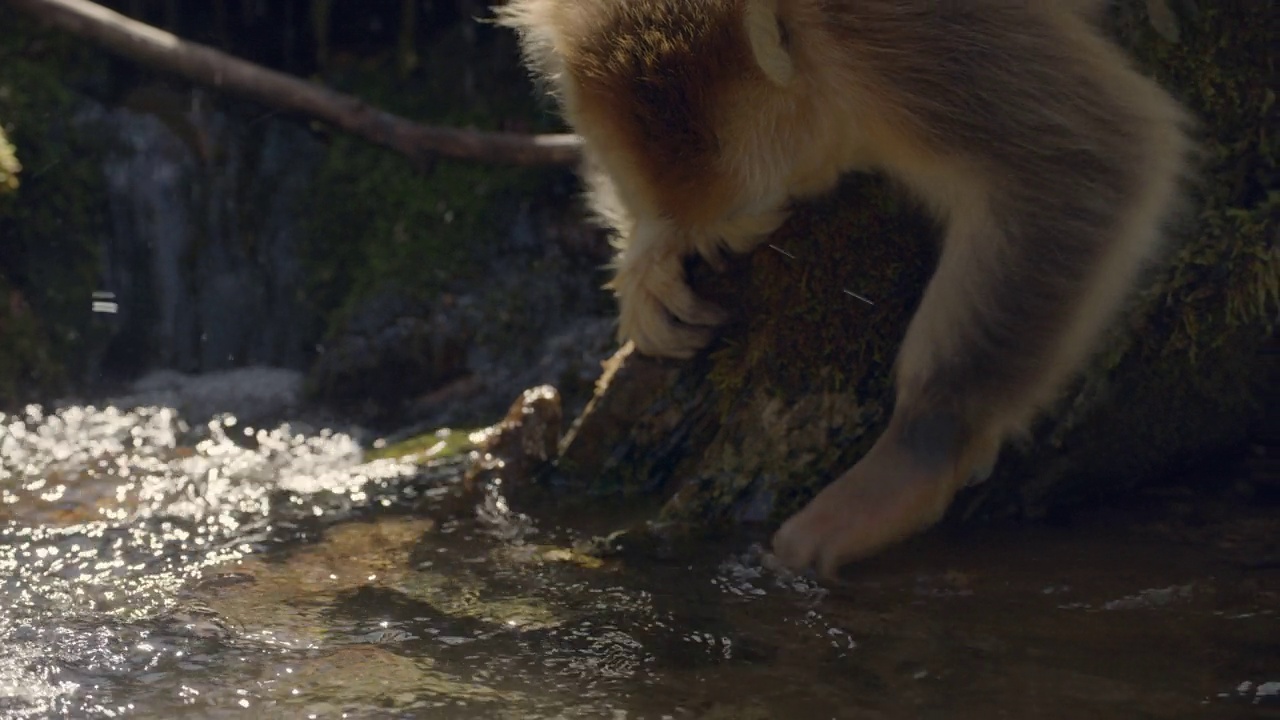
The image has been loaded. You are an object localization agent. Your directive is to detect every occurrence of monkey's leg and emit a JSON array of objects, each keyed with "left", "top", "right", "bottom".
[
  {"left": 769, "top": 409, "right": 1000, "bottom": 577},
  {"left": 772, "top": 199, "right": 1134, "bottom": 577}
]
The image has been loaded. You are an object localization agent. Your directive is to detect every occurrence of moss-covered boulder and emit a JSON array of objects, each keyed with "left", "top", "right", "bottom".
[
  {"left": 549, "top": 1, "right": 1278, "bottom": 533},
  {"left": 298, "top": 15, "right": 620, "bottom": 430},
  {"left": 0, "top": 9, "right": 112, "bottom": 409}
]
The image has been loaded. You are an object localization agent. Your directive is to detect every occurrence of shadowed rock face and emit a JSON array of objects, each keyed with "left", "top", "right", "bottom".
[
  {"left": 88, "top": 88, "right": 325, "bottom": 378},
  {"left": 546, "top": 0, "right": 1278, "bottom": 534}
]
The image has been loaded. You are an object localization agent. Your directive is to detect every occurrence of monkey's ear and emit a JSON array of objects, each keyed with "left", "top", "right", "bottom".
[{"left": 743, "top": 0, "right": 794, "bottom": 87}]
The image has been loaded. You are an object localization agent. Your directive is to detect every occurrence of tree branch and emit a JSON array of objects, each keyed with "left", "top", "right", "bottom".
[{"left": 4, "top": 0, "right": 584, "bottom": 166}]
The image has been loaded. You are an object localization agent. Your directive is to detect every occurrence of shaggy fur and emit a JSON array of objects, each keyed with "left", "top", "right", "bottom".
[{"left": 497, "top": 0, "right": 1195, "bottom": 576}]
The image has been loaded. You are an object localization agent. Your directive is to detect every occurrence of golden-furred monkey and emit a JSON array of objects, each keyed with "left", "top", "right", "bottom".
[{"left": 498, "top": 0, "right": 1194, "bottom": 577}]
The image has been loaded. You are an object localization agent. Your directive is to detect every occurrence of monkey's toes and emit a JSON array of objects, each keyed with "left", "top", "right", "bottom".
[
  {"left": 771, "top": 456, "right": 958, "bottom": 578},
  {"left": 770, "top": 509, "right": 827, "bottom": 575},
  {"left": 771, "top": 490, "right": 898, "bottom": 579}
]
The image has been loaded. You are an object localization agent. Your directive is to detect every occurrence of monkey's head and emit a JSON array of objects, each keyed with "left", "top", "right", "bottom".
[{"left": 499, "top": 0, "right": 812, "bottom": 235}]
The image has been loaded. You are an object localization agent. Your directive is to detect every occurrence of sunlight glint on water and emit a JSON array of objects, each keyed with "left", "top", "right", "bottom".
[
  {"left": 1, "top": 402, "right": 1276, "bottom": 719},
  {"left": 0, "top": 403, "right": 426, "bottom": 718}
]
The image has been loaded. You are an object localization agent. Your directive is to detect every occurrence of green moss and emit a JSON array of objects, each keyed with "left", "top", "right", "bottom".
[
  {"left": 1114, "top": 2, "right": 1279, "bottom": 354},
  {"left": 299, "top": 23, "right": 561, "bottom": 337},
  {"left": 702, "top": 177, "right": 936, "bottom": 414},
  {"left": 304, "top": 138, "right": 538, "bottom": 323},
  {"left": 364, "top": 427, "right": 481, "bottom": 462},
  {"left": 0, "top": 125, "right": 18, "bottom": 193},
  {"left": 0, "top": 276, "right": 64, "bottom": 404},
  {"left": 0, "top": 9, "right": 110, "bottom": 407}
]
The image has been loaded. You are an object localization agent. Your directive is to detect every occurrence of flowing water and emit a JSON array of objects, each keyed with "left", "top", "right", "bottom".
[{"left": 1, "top": 398, "right": 1276, "bottom": 719}]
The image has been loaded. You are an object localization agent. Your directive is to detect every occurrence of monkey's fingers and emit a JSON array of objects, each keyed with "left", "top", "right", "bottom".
[
  {"left": 771, "top": 435, "right": 959, "bottom": 578},
  {"left": 658, "top": 271, "right": 729, "bottom": 329},
  {"left": 615, "top": 256, "right": 727, "bottom": 359},
  {"left": 617, "top": 284, "right": 718, "bottom": 359},
  {"left": 623, "top": 309, "right": 713, "bottom": 360},
  {"left": 697, "top": 243, "right": 731, "bottom": 273}
]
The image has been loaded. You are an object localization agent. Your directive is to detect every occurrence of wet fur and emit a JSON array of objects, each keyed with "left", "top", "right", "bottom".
[{"left": 498, "top": 0, "right": 1195, "bottom": 575}]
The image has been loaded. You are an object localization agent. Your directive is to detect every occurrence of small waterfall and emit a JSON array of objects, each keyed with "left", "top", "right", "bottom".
[{"left": 81, "top": 85, "right": 324, "bottom": 378}]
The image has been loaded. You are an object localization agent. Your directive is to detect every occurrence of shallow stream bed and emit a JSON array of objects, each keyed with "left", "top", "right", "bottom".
[{"left": 1, "top": 403, "right": 1276, "bottom": 719}]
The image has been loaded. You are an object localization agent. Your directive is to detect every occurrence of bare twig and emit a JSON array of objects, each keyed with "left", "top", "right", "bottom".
[{"left": 4, "top": 0, "right": 584, "bottom": 166}]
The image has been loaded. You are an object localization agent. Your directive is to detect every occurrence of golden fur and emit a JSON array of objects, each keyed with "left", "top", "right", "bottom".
[{"left": 498, "top": 0, "right": 1195, "bottom": 576}]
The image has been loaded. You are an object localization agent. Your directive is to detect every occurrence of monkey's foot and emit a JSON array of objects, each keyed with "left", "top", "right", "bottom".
[
  {"left": 611, "top": 252, "right": 727, "bottom": 359},
  {"left": 771, "top": 430, "right": 962, "bottom": 578}
]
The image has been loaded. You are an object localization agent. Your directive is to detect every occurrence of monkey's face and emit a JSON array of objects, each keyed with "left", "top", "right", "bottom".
[
  {"left": 566, "top": 8, "right": 770, "bottom": 230},
  {"left": 501, "top": 0, "right": 804, "bottom": 233}
]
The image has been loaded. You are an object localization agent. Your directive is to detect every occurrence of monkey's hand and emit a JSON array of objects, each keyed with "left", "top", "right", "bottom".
[
  {"left": 610, "top": 248, "right": 727, "bottom": 359},
  {"left": 771, "top": 415, "right": 998, "bottom": 578}
]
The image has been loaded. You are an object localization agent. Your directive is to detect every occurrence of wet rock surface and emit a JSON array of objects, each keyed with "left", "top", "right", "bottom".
[
  {"left": 306, "top": 230, "right": 616, "bottom": 433},
  {"left": 464, "top": 384, "right": 564, "bottom": 493},
  {"left": 306, "top": 291, "right": 476, "bottom": 423}
]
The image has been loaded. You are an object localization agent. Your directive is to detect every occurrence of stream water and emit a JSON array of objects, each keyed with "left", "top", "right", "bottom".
[{"left": 1, "top": 396, "right": 1276, "bottom": 719}]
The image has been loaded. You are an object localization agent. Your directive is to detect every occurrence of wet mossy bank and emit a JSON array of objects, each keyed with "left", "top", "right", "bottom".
[
  {"left": 545, "top": 1, "right": 1279, "bottom": 533},
  {"left": 0, "top": 1, "right": 611, "bottom": 421},
  {"left": 296, "top": 14, "right": 614, "bottom": 429},
  {"left": 0, "top": 11, "right": 112, "bottom": 407}
]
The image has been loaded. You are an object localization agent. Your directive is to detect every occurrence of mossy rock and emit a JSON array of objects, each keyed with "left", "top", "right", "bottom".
[
  {"left": 299, "top": 18, "right": 591, "bottom": 424},
  {"left": 299, "top": 18, "right": 561, "bottom": 335},
  {"left": 0, "top": 9, "right": 112, "bottom": 408},
  {"left": 0, "top": 125, "right": 19, "bottom": 194},
  {"left": 551, "top": 1, "right": 1278, "bottom": 532}
]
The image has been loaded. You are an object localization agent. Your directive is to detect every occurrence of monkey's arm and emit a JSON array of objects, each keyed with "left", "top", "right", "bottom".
[
  {"left": 768, "top": 0, "right": 1195, "bottom": 576},
  {"left": 762, "top": 122, "right": 1182, "bottom": 573},
  {"left": 773, "top": 165, "right": 1166, "bottom": 576}
]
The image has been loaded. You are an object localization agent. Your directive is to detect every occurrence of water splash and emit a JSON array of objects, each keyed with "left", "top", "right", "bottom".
[{"left": 0, "top": 402, "right": 425, "bottom": 718}]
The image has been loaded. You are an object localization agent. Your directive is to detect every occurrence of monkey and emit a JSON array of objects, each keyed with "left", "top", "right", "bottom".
[{"left": 496, "top": 0, "right": 1195, "bottom": 577}]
